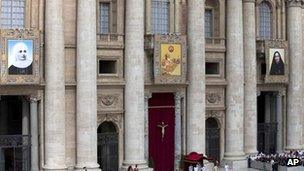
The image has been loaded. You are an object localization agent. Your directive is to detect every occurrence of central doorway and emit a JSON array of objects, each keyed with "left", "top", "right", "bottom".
[
  {"left": 148, "top": 93, "right": 175, "bottom": 171},
  {"left": 257, "top": 92, "right": 278, "bottom": 154},
  {"left": 0, "top": 96, "right": 31, "bottom": 171}
]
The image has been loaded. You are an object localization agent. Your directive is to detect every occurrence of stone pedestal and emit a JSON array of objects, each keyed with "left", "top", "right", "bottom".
[{"left": 186, "top": 0, "right": 206, "bottom": 154}]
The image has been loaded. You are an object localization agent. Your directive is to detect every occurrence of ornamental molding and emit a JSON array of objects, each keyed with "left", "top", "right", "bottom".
[
  {"left": 100, "top": 95, "right": 118, "bottom": 106},
  {"left": 286, "top": 0, "right": 304, "bottom": 7},
  {"left": 206, "top": 92, "right": 222, "bottom": 104},
  {"left": 97, "top": 113, "right": 123, "bottom": 132},
  {"left": 243, "top": 0, "right": 255, "bottom": 3},
  {"left": 206, "top": 110, "right": 224, "bottom": 126}
]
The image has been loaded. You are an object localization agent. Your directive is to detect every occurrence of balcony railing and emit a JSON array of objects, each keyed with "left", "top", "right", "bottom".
[
  {"left": 205, "top": 37, "right": 226, "bottom": 52},
  {"left": 96, "top": 33, "right": 124, "bottom": 49},
  {"left": 205, "top": 37, "right": 225, "bottom": 45}
]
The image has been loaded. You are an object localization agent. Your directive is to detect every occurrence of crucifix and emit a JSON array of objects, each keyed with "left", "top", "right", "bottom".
[{"left": 157, "top": 121, "right": 168, "bottom": 141}]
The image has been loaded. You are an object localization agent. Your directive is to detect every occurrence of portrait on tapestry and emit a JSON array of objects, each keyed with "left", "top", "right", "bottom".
[
  {"left": 0, "top": 29, "right": 40, "bottom": 84},
  {"left": 265, "top": 40, "right": 288, "bottom": 83},
  {"left": 8, "top": 40, "right": 34, "bottom": 75},
  {"left": 160, "top": 44, "right": 181, "bottom": 76},
  {"left": 153, "top": 35, "right": 187, "bottom": 84}
]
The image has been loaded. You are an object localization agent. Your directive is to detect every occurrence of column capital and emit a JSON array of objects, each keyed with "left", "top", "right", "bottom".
[
  {"left": 286, "top": 0, "right": 304, "bottom": 7},
  {"left": 29, "top": 96, "right": 40, "bottom": 103},
  {"left": 174, "top": 92, "right": 185, "bottom": 100},
  {"left": 144, "top": 92, "right": 152, "bottom": 100}
]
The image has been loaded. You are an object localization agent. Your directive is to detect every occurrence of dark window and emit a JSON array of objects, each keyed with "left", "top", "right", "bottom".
[
  {"left": 205, "top": 9, "right": 213, "bottom": 38},
  {"left": 206, "top": 62, "right": 219, "bottom": 75},
  {"left": 99, "top": 60, "right": 117, "bottom": 74}
]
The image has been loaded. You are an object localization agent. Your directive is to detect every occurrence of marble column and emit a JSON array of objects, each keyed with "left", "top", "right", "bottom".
[
  {"left": 265, "top": 95, "right": 271, "bottom": 123},
  {"left": 30, "top": 97, "right": 39, "bottom": 171},
  {"left": 22, "top": 99, "right": 29, "bottom": 136},
  {"left": 243, "top": 0, "right": 257, "bottom": 155},
  {"left": 174, "top": 93, "right": 182, "bottom": 171},
  {"left": 276, "top": 93, "right": 283, "bottom": 153},
  {"left": 22, "top": 99, "right": 29, "bottom": 171},
  {"left": 144, "top": 93, "right": 151, "bottom": 162},
  {"left": 186, "top": 0, "right": 205, "bottom": 153},
  {"left": 286, "top": 0, "right": 303, "bottom": 150},
  {"left": 44, "top": 0, "right": 66, "bottom": 169},
  {"left": 122, "top": 0, "right": 150, "bottom": 170},
  {"left": 75, "top": 0, "right": 99, "bottom": 170},
  {"left": 224, "top": 0, "right": 246, "bottom": 168}
]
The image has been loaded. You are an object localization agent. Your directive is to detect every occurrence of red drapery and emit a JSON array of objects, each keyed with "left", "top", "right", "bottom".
[{"left": 148, "top": 93, "right": 175, "bottom": 171}]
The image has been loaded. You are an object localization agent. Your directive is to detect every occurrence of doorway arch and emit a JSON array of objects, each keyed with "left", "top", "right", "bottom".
[
  {"left": 97, "top": 121, "right": 118, "bottom": 171},
  {"left": 205, "top": 117, "right": 220, "bottom": 161}
]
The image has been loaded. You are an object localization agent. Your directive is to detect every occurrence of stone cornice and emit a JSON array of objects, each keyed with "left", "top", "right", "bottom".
[
  {"left": 243, "top": 0, "right": 255, "bottom": 3},
  {"left": 286, "top": 0, "right": 304, "bottom": 7}
]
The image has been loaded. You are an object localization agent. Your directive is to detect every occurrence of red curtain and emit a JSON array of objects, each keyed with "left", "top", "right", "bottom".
[{"left": 148, "top": 93, "right": 175, "bottom": 171}]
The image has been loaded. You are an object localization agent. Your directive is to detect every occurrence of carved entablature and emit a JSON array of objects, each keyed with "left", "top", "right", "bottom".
[
  {"left": 97, "top": 88, "right": 123, "bottom": 113},
  {"left": 0, "top": 29, "right": 41, "bottom": 85},
  {"left": 97, "top": 113, "right": 123, "bottom": 132},
  {"left": 286, "top": 0, "right": 304, "bottom": 7},
  {"left": 153, "top": 34, "right": 187, "bottom": 84},
  {"left": 206, "top": 87, "right": 225, "bottom": 108},
  {"left": 206, "top": 110, "right": 225, "bottom": 126}
]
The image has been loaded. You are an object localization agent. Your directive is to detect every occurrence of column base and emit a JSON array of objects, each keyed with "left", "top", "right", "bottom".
[
  {"left": 75, "top": 163, "right": 100, "bottom": 171},
  {"left": 245, "top": 150, "right": 258, "bottom": 155},
  {"left": 121, "top": 161, "right": 153, "bottom": 171},
  {"left": 222, "top": 156, "right": 247, "bottom": 171},
  {"left": 43, "top": 165, "right": 68, "bottom": 171},
  {"left": 285, "top": 146, "right": 302, "bottom": 151}
]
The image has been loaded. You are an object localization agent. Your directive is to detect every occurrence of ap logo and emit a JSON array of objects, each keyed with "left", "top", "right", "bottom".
[{"left": 286, "top": 158, "right": 301, "bottom": 167}]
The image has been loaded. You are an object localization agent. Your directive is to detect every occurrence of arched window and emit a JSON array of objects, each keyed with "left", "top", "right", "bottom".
[
  {"left": 205, "top": 9, "right": 213, "bottom": 38},
  {"left": 97, "top": 122, "right": 118, "bottom": 170},
  {"left": 151, "top": 0, "right": 170, "bottom": 34},
  {"left": 205, "top": 117, "right": 220, "bottom": 161},
  {"left": 259, "top": 1, "right": 272, "bottom": 39}
]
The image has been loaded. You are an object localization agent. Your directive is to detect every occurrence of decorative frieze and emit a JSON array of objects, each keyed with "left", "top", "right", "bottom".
[
  {"left": 97, "top": 90, "right": 123, "bottom": 112},
  {"left": 206, "top": 88, "right": 224, "bottom": 107}
]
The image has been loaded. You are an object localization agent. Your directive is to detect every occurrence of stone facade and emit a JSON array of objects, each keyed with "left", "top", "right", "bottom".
[{"left": 0, "top": 0, "right": 303, "bottom": 170}]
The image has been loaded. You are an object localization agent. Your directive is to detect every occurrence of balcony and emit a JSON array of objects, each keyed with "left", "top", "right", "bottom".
[
  {"left": 205, "top": 37, "right": 226, "bottom": 52},
  {"left": 96, "top": 33, "right": 124, "bottom": 49}
]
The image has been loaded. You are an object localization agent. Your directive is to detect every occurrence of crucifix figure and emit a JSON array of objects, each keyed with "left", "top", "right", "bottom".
[{"left": 157, "top": 121, "right": 168, "bottom": 141}]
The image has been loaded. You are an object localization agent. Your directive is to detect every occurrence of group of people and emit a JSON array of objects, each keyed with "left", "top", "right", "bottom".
[{"left": 248, "top": 150, "right": 304, "bottom": 168}]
